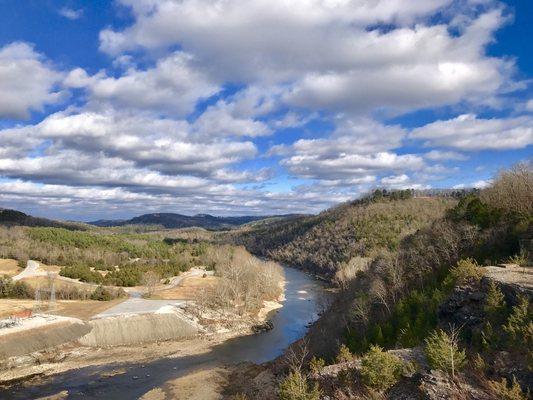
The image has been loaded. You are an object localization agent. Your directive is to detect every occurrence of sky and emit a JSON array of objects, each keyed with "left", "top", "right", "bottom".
[{"left": 0, "top": 0, "right": 531, "bottom": 221}]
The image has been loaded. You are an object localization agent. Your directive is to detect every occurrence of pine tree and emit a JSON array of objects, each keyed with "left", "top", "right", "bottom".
[
  {"left": 503, "top": 296, "right": 532, "bottom": 347},
  {"left": 278, "top": 370, "right": 321, "bottom": 400},
  {"left": 424, "top": 328, "right": 466, "bottom": 378},
  {"left": 360, "top": 345, "right": 403, "bottom": 392},
  {"left": 336, "top": 344, "right": 353, "bottom": 363},
  {"left": 484, "top": 281, "right": 506, "bottom": 324}
]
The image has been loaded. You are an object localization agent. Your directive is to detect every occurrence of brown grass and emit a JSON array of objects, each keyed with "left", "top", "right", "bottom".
[
  {"left": 153, "top": 276, "right": 218, "bottom": 300},
  {"left": 0, "top": 299, "right": 36, "bottom": 318},
  {"left": 20, "top": 276, "right": 96, "bottom": 290},
  {"left": 0, "top": 259, "right": 22, "bottom": 276},
  {"left": 0, "top": 298, "right": 125, "bottom": 320}
]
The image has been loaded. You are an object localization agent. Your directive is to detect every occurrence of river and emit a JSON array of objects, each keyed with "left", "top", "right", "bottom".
[{"left": 2, "top": 266, "right": 326, "bottom": 399}]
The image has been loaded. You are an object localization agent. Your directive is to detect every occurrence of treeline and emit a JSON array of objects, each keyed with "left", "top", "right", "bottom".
[
  {"left": 198, "top": 246, "right": 284, "bottom": 314},
  {"left": 0, "top": 275, "right": 126, "bottom": 301}
]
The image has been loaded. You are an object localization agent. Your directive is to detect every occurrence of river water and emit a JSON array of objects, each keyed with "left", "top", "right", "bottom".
[{"left": 2, "top": 266, "right": 325, "bottom": 399}]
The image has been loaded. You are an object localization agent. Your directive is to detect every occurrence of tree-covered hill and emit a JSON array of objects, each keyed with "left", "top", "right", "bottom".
[
  {"left": 0, "top": 208, "right": 87, "bottom": 230},
  {"left": 231, "top": 191, "right": 457, "bottom": 278}
]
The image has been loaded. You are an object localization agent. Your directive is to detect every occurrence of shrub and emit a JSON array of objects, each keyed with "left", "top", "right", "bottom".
[
  {"left": 278, "top": 370, "right": 321, "bottom": 400},
  {"left": 448, "top": 258, "right": 484, "bottom": 285},
  {"left": 484, "top": 281, "right": 506, "bottom": 323},
  {"left": 360, "top": 345, "right": 403, "bottom": 392},
  {"left": 508, "top": 251, "right": 529, "bottom": 267},
  {"left": 9, "top": 281, "right": 33, "bottom": 299},
  {"left": 90, "top": 285, "right": 113, "bottom": 301},
  {"left": 471, "top": 353, "right": 486, "bottom": 373},
  {"left": 488, "top": 376, "right": 527, "bottom": 400},
  {"left": 0, "top": 276, "right": 33, "bottom": 299},
  {"left": 424, "top": 328, "right": 466, "bottom": 377},
  {"left": 336, "top": 344, "right": 353, "bottom": 363},
  {"left": 502, "top": 296, "right": 532, "bottom": 347},
  {"left": 309, "top": 356, "right": 325, "bottom": 375}
]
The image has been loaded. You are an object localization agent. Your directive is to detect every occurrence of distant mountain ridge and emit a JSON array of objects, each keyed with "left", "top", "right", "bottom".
[
  {"left": 89, "top": 212, "right": 302, "bottom": 230},
  {"left": 0, "top": 208, "right": 86, "bottom": 230}
]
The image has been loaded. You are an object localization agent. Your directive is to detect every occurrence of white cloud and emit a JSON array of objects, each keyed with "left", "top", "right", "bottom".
[
  {"left": 411, "top": 114, "right": 533, "bottom": 150},
  {"left": 424, "top": 150, "right": 468, "bottom": 161},
  {"left": 0, "top": 42, "right": 65, "bottom": 119},
  {"left": 65, "top": 52, "right": 219, "bottom": 117},
  {"left": 193, "top": 102, "right": 272, "bottom": 137},
  {"left": 473, "top": 179, "right": 492, "bottom": 188},
  {"left": 59, "top": 7, "right": 83, "bottom": 20},
  {"left": 99, "top": 2, "right": 515, "bottom": 115},
  {"left": 0, "top": 109, "right": 261, "bottom": 188}
]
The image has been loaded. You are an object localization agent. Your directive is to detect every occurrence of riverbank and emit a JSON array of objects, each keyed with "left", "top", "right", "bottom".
[
  {"left": 0, "top": 277, "right": 286, "bottom": 387},
  {"left": 0, "top": 266, "right": 323, "bottom": 399}
]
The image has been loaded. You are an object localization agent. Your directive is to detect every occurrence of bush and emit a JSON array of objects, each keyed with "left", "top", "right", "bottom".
[
  {"left": 360, "top": 345, "right": 403, "bottom": 392},
  {"left": 278, "top": 370, "right": 321, "bottom": 400},
  {"left": 484, "top": 281, "right": 506, "bottom": 324},
  {"left": 90, "top": 285, "right": 113, "bottom": 301},
  {"left": 336, "top": 344, "right": 353, "bottom": 363},
  {"left": 10, "top": 281, "right": 33, "bottom": 299},
  {"left": 502, "top": 296, "right": 532, "bottom": 347},
  {"left": 424, "top": 329, "right": 466, "bottom": 377},
  {"left": 0, "top": 276, "right": 33, "bottom": 299},
  {"left": 488, "top": 376, "right": 527, "bottom": 400},
  {"left": 448, "top": 258, "right": 484, "bottom": 286},
  {"left": 309, "top": 356, "right": 325, "bottom": 375}
]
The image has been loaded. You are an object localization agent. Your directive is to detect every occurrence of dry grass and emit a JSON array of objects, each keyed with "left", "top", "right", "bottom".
[
  {"left": 0, "top": 298, "right": 125, "bottom": 320},
  {"left": 20, "top": 276, "right": 96, "bottom": 290},
  {"left": 0, "top": 259, "right": 22, "bottom": 276},
  {"left": 153, "top": 276, "right": 218, "bottom": 300},
  {"left": 0, "top": 299, "right": 36, "bottom": 318}
]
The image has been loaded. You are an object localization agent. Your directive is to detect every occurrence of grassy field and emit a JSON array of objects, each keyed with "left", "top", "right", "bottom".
[
  {"left": 0, "top": 298, "right": 126, "bottom": 320},
  {"left": 0, "top": 259, "right": 22, "bottom": 277},
  {"left": 153, "top": 276, "right": 218, "bottom": 300},
  {"left": 19, "top": 275, "right": 96, "bottom": 290}
]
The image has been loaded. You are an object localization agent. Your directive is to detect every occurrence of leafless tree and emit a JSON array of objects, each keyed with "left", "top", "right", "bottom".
[{"left": 142, "top": 270, "right": 160, "bottom": 297}]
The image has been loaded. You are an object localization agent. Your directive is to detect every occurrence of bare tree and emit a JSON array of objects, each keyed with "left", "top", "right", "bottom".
[
  {"left": 370, "top": 277, "right": 390, "bottom": 314},
  {"left": 142, "top": 270, "right": 160, "bottom": 297}
]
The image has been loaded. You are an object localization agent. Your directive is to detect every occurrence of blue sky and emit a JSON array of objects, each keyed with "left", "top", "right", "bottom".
[{"left": 0, "top": 0, "right": 531, "bottom": 220}]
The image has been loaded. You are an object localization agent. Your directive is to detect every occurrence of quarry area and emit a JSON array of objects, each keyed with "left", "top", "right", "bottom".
[{"left": 0, "top": 258, "right": 285, "bottom": 386}]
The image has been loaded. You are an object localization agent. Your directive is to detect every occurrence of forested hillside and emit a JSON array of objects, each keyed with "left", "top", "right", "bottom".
[
  {"left": 89, "top": 212, "right": 300, "bottom": 230},
  {"left": 232, "top": 191, "right": 456, "bottom": 278},
  {"left": 0, "top": 209, "right": 86, "bottom": 230},
  {"left": 228, "top": 164, "right": 533, "bottom": 400},
  {"left": 0, "top": 226, "right": 224, "bottom": 286}
]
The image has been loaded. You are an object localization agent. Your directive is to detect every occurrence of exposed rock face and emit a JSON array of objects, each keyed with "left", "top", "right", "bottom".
[
  {"left": 483, "top": 265, "right": 533, "bottom": 305},
  {"left": 439, "top": 266, "right": 533, "bottom": 330},
  {"left": 418, "top": 370, "right": 492, "bottom": 400},
  {"left": 438, "top": 283, "right": 486, "bottom": 330}
]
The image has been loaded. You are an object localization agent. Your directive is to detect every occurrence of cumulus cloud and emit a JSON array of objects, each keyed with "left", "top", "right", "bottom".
[
  {"left": 0, "top": 42, "right": 65, "bottom": 119},
  {"left": 411, "top": 114, "right": 533, "bottom": 150},
  {"left": 0, "top": 109, "right": 262, "bottom": 191},
  {"left": 272, "top": 117, "right": 422, "bottom": 183},
  {"left": 65, "top": 52, "right": 219, "bottom": 116},
  {"left": 99, "top": 1, "right": 515, "bottom": 115}
]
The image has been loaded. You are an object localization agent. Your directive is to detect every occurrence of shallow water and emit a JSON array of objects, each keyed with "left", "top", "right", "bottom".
[{"left": 2, "top": 266, "right": 325, "bottom": 399}]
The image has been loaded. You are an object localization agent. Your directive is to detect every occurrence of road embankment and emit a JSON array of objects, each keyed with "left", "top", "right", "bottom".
[{"left": 80, "top": 309, "right": 200, "bottom": 347}]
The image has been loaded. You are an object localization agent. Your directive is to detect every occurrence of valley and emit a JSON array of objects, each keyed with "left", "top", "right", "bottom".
[{"left": 0, "top": 164, "right": 531, "bottom": 399}]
